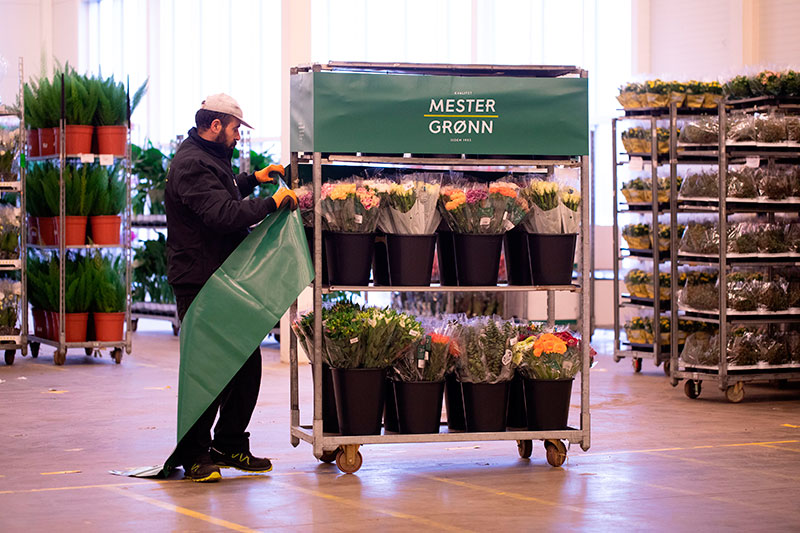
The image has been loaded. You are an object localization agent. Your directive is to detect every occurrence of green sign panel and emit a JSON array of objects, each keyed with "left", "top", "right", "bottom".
[{"left": 291, "top": 70, "right": 588, "bottom": 156}]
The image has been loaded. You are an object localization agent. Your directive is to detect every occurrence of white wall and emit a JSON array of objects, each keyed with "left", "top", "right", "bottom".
[{"left": 0, "top": 0, "right": 81, "bottom": 106}]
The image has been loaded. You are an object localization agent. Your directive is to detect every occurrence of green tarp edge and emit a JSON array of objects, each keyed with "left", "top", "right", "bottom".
[{"left": 111, "top": 188, "right": 313, "bottom": 478}]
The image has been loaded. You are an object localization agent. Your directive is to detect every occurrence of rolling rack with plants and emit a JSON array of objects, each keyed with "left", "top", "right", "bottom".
[
  {"left": 287, "top": 62, "right": 592, "bottom": 474},
  {"left": 667, "top": 86, "right": 800, "bottom": 401},
  {"left": 24, "top": 68, "right": 138, "bottom": 365},
  {"left": 0, "top": 58, "right": 28, "bottom": 365}
]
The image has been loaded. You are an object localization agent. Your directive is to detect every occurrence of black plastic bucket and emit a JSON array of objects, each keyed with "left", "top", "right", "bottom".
[
  {"left": 503, "top": 229, "right": 532, "bottom": 285},
  {"left": 331, "top": 367, "right": 387, "bottom": 436},
  {"left": 528, "top": 233, "right": 577, "bottom": 286},
  {"left": 324, "top": 231, "right": 375, "bottom": 286},
  {"left": 454, "top": 233, "right": 503, "bottom": 286},
  {"left": 506, "top": 373, "right": 527, "bottom": 429},
  {"left": 304, "top": 226, "right": 328, "bottom": 285},
  {"left": 395, "top": 380, "right": 445, "bottom": 434},
  {"left": 372, "top": 233, "right": 391, "bottom": 286},
  {"left": 461, "top": 381, "right": 510, "bottom": 432},
  {"left": 310, "top": 362, "right": 339, "bottom": 433},
  {"left": 383, "top": 378, "right": 399, "bottom": 433},
  {"left": 522, "top": 377, "right": 573, "bottom": 430},
  {"left": 387, "top": 234, "right": 436, "bottom": 286},
  {"left": 444, "top": 373, "right": 466, "bottom": 430},
  {"left": 436, "top": 230, "right": 459, "bottom": 286}
]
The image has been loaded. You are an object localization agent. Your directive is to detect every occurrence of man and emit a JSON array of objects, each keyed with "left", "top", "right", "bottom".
[{"left": 165, "top": 93, "right": 298, "bottom": 482}]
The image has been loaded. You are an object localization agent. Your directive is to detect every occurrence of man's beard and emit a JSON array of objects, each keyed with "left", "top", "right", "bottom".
[{"left": 214, "top": 129, "right": 235, "bottom": 149}]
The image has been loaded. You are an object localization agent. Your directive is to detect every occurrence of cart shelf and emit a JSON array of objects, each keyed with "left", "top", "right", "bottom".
[{"left": 323, "top": 284, "right": 581, "bottom": 294}]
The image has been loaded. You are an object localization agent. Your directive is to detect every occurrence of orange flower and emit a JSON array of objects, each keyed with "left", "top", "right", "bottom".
[
  {"left": 430, "top": 333, "right": 450, "bottom": 345},
  {"left": 533, "top": 333, "right": 567, "bottom": 357},
  {"left": 489, "top": 185, "right": 517, "bottom": 198}
]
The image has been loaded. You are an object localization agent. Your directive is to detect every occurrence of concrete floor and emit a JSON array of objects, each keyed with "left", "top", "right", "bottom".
[{"left": 1, "top": 323, "right": 799, "bottom": 532}]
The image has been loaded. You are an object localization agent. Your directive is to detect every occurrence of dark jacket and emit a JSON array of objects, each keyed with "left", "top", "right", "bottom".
[{"left": 165, "top": 127, "right": 277, "bottom": 296}]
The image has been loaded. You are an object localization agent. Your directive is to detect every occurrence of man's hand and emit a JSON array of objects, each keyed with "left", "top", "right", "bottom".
[
  {"left": 255, "top": 164, "right": 285, "bottom": 183},
  {"left": 271, "top": 186, "right": 298, "bottom": 211}
]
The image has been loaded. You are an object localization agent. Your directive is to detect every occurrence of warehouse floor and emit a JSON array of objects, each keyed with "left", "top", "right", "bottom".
[{"left": 1, "top": 324, "right": 799, "bottom": 532}]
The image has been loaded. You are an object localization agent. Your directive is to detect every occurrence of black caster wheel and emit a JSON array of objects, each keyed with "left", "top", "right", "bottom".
[
  {"left": 684, "top": 379, "right": 701, "bottom": 399},
  {"left": 85, "top": 348, "right": 94, "bottom": 356},
  {"left": 111, "top": 348, "right": 122, "bottom": 364},
  {"left": 274, "top": 333, "right": 281, "bottom": 343},
  {"left": 31, "top": 342, "right": 40, "bottom": 358},
  {"left": 172, "top": 324, "right": 180, "bottom": 336},
  {"left": 663, "top": 359, "right": 671, "bottom": 376},
  {"left": 335, "top": 445, "right": 363, "bottom": 474},
  {"left": 130, "top": 319, "right": 138, "bottom": 332},
  {"left": 4, "top": 349, "right": 14, "bottom": 365},
  {"left": 517, "top": 440, "right": 533, "bottom": 459},
  {"left": 632, "top": 357, "right": 642, "bottom": 373},
  {"left": 725, "top": 382, "right": 744, "bottom": 403},
  {"left": 54, "top": 348, "right": 66, "bottom": 366},
  {"left": 544, "top": 440, "right": 567, "bottom": 467},
  {"left": 319, "top": 448, "right": 339, "bottom": 463}
]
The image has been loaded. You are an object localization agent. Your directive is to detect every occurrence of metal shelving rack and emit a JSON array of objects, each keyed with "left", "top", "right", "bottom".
[
  {"left": 26, "top": 75, "right": 133, "bottom": 365},
  {"left": 0, "top": 58, "right": 28, "bottom": 365},
  {"left": 668, "top": 99, "right": 800, "bottom": 402},
  {"left": 288, "top": 62, "right": 592, "bottom": 474}
]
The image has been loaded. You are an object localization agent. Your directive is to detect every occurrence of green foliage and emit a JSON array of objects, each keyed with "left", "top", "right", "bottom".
[
  {"left": 131, "top": 141, "right": 170, "bottom": 215},
  {"left": 91, "top": 253, "right": 126, "bottom": 313},
  {"left": 64, "top": 163, "right": 101, "bottom": 216},
  {"left": 94, "top": 75, "right": 148, "bottom": 126},
  {"left": 65, "top": 254, "right": 95, "bottom": 313},
  {"left": 23, "top": 81, "right": 44, "bottom": 129},
  {"left": 26, "top": 253, "right": 59, "bottom": 311},
  {"left": 25, "top": 161, "right": 59, "bottom": 217},
  {"left": 132, "top": 234, "right": 173, "bottom": 304},
  {"left": 89, "top": 163, "right": 126, "bottom": 216},
  {"left": 63, "top": 67, "right": 99, "bottom": 125}
]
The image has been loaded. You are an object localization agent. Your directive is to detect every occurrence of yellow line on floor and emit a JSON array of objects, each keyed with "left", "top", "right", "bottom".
[
  {"left": 755, "top": 443, "right": 800, "bottom": 453},
  {"left": 420, "top": 475, "right": 585, "bottom": 515},
  {"left": 40, "top": 470, "right": 81, "bottom": 475},
  {"left": 272, "top": 479, "right": 474, "bottom": 532},
  {"left": 642, "top": 451, "right": 800, "bottom": 482},
  {"left": 721, "top": 440, "right": 799, "bottom": 447},
  {"left": 782, "top": 424, "right": 800, "bottom": 428},
  {"left": 582, "top": 440, "right": 800, "bottom": 456},
  {"left": 103, "top": 486, "right": 260, "bottom": 533},
  {"left": 0, "top": 482, "right": 149, "bottom": 495}
]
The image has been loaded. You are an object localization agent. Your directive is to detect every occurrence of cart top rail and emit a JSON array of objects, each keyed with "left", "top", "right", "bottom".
[{"left": 292, "top": 62, "right": 584, "bottom": 78}]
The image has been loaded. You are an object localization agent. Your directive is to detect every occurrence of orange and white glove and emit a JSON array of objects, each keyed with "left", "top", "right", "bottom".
[
  {"left": 271, "top": 186, "right": 298, "bottom": 211},
  {"left": 255, "top": 164, "right": 285, "bottom": 183}
]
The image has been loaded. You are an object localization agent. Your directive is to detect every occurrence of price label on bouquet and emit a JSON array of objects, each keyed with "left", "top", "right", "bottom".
[
  {"left": 502, "top": 349, "right": 512, "bottom": 366},
  {"left": 354, "top": 214, "right": 363, "bottom": 224},
  {"left": 629, "top": 156, "right": 644, "bottom": 171},
  {"left": 479, "top": 217, "right": 491, "bottom": 227},
  {"left": 349, "top": 337, "right": 359, "bottom": 344},
  {"left": 509, "top": 337, "right": 518, "bottom": 346},
  {"left": 745, "top": 156, "right": 760, "bottom": 168},
  {"left": 409, "top": 329, "right": 419, "bottom": 337},
  {"left": 503, "top": 220, "right": 515, "bottom": 231}
]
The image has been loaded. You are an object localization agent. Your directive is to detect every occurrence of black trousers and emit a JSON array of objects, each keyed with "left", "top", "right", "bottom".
[{"left": 175, "top": 293, "right": 262, "bottom": 465}]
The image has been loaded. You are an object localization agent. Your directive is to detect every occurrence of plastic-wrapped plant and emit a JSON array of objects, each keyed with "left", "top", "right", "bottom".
[
  {"left": 680, "top": 269, "right": 719, "bottom": 310},
  {"left": 749, "top": 70, "right": 783, "bottom": 97},
  {"left": 621, "top": 177, "right": 651, "bottom": 203},
  {"left": 679, "top": 169, "right": 718, "bottom": 198},
  {"left": 758, "top": 167, "right": 791, "bottom": 200},
  {"left": 392, "top": 324, "right": 456, "bottom": 382},
  {"left": 728, "top": 327, "right": 760, "bottom": 366},
  {"left": 755, "top": 114, "right": 787, "bottom": 143},
  {"left": 680, "top": 331, "right": 717, "bottom": 366},
  {"left": 724, "top": 75, "right": 753, "bottom": 99},
  {"left": 727, "top": 271, "right": 762, "bottom": 311},
  {"left": 727, "top": 223, "right": 759, "bottom": 254},
  {"left": 512, "top": 329, "right": 590, "bottom": 380},
  {"left": 759, "top": 277, "right": 789, "bottom": 311},
  {"left": 761, "top": 334, "right": 790, "bottom": 365},
  {"left": 623, "top": 316, "right": 651, "bottom": 344},
  {"left": 624, "top": 269, "right": 651, "bottom": 298},
  {"left": 726, "top": 167, "right": 760, "bottom": 198},
  {"left": 453, "top": 317, "right": 517, "bottom": 383},
  {"left": 758, "top": 224, "right": 789, "bottom": 254},
  {"left": 786, "top": 116, "right": 800, "bottom": 143},
  {"left": 679, "top": 116, "right": 718, "bottom": 144},
  {"left": 679, "top": 221, "right": 719, "bottom": 255},
  {"left": 726, "top": 113, "right": 756, "bottom": 142},
  {"left": 622, "top": 222, "right": 652, "bottom": 250},
  {"left": 0, "top": 277, "right": 22, "bottom": 335}
]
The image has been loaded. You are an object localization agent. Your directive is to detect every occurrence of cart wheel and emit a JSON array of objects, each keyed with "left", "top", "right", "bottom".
[
  {"left": 85, "top": 348, "right": 94, "bottom": 356},
  {"left": 544, "top": 439, "right": 567, "bottom": 467},
  {"left": 684, "top": 379, "right": 701, "bottom": 399},
  {"left": 30, "top": 342, "right": 40, "bottom": 358},
  {"left": 111, "top": 348, "right": 122, "bottom": 364},
  {"left": 335, "top": 445, "right": 363, "bottom": 474},
  {"left": 130, "top": 319, "right": 138, "bottom": 332},
  {"left": 54, "top": 348, "right": 66, "bottom": 366},
  {"left": 725, "top": 382, "right": 744, "bottom": 403},
  {"left": 517, "top": 440, "right": 533, "bottom": 459},
  {"left": 172, "top": 324, "right": 180, "bottom": 336},
  {"left": 319, "top": 448, "right": 339, "bottom": 463},
  {"left": 613, "top": 354, "right": 621, "bottom": 363},
  {"left": 670, "top": 377, "right": 679, "bottom": 387},
  {"left": 274, "top": 333, "right": 281, "bottom": 343},
  {"left": 663, "top": 359, "right": 671, "bottom": 376},
  {"left": 632, "top": 358, "right": 642, "bottom": 373},
  {"left": 4, "top": 349, "right": 15, "bottom": 365}
]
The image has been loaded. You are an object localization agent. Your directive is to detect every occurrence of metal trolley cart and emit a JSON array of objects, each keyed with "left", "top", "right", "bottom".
[
  {"left": 668, "top": 98, "right": 800, "bottom": 401},
  {"left": 287, "top": 62, "right": 592, "bottom": 473}
]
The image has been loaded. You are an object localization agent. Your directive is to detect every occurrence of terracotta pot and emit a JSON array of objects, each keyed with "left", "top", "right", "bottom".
[
  {"left": 38, "top": 127, "right": 58, "bottom": 156},
  {"left": 44, "top": 310, "right": 57, "bottom": 340},
  {"left": 27, "top": 215, "right": 40, "bottom": 244},
  {"left": 93, "top": 312, "right": 125, "bottom": 341},
  {"left": 96, "top": 125, "right": 127, "bottom": 156},
  {"left": 49, "top": 312, "right": 89, "bottom": 342},
  {"left": 27, "top": 129, "right": 40, "bottom": 158},
  {"left": 37, "top": 217, "right": 57, "bottom": 245},
  {"left": 53, "top": 216, "right": 88, "bottom": 246},
  {"left": 64, "top": 125, "right": 94, "bottom": 155},
  {"left": 31, "top": 308, "right": 47, "bottom": 338},
  {"left": 89, "top": 215, "right": 121, "bottom": 245}
]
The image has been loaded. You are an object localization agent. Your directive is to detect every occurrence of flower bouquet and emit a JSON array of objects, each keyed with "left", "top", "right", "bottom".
[
  {"left": 0, "top": 205, "right": 20, "bottom": 260},
  {"left": 520, "top": 179, "right": 560, "bottom": 234},
  {"left": 320, "top": 179, "right": 381, "bottom": 233},
  {"left": 622, "top": 222, "right": 652, "bottom": 250},
  {"left": 560, "top": 185, "right": 581, "bottom": 234},
  {"left": 0, "top": 125, "right": 19, "bottom": 182},
  {"left": 452, "top": 317, "right": 517, "bottom": 384},
  {"left": 380, "top": 174, "right": 442, "bottom": 235},
  {"left": 294, "top": 184, "right": 314, "bottom": 227},
  {"left": 0, "top": 277, "right": 21, "bottom": 335},
  {"left": 512, "top": 330, "right": 589, "bottom": 380},
  {"left": 439, "top": 181, "right": 526, "bottom": 235}
]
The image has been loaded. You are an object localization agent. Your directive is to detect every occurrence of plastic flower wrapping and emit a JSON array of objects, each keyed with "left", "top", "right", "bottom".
[
  {"left": 451, "top": 316, "right": 521, "bottom": 383},
  {"left": 293, "top": 300, "right": 422, "bottom": 369},
  {"left": 377, "top": 173, "right": 442, "bottom": 235},
  {"left": 439, "top": 180, "right": 529, "bottom": 235},
  {"left": 0, "top": 125, "right": 20, "bottom": 182},
  {"left": 511, "top": 329, "right": 594, "bottom": 380},
  {"left": 0, "top": 277, "right": 22, "bottom": 334},
  {"left": 520, "top": 178, "right": 562, "bottom": 234},
  {"left": 0, "top": 204, "right": 20, "bottom": 260},
  {"left": 293, "top": 184, "right": 314, "bottom": 227},
  {"left": 391, "top": 319, "right": 457, "bottom": 382},
  {"left": 320, "top": 179, "right": 382, "bottom": 233}
]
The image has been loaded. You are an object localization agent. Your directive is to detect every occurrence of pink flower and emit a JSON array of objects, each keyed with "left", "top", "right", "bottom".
[
  {"left": 465, "top": 188, "right": 488, "bottom": 204},
  {"left": 321, "top": 183, "right": 335, "bottom": 199},
  {"left": 298, "top": 191, "right": 313, "bottom": 210}
]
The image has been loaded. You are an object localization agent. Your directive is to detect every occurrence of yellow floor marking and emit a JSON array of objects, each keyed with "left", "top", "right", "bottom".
[
  {"left": 755, "top": 443, "right": 800, "bottom": 453},
  {"left": 582, "top": 440, "right": 799, "bottom": 457},
  {"left": 642, "top": 451, "right": 800, "bottom": 482},
  {"left": 420, "top": 475, "right": 584, "bottom": 515},
  {"left": 103, "top": 486, "right": 260, "bottom": 533},
  {"left": 0, "top": 482, "right": 149, "bottom": 495},
  {"left": 272, "top": 479, "right": 474, "bottom": 532},
  {"left": 40, "top": 470, "right": 81, "bottom": 475},
  {"left": 42, "top": 390, "right": 68, "bottom": 394},
  {"left": 721, "top": 440, "right": 799, "bottom": 447},
  {"left": 782, "top": 424, "right": 800, "bottom": 429},
  {"left": 144, "top": 386, "right": 171, "bottom": 390}
]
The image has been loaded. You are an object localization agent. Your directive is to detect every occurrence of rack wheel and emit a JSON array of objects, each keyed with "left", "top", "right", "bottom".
[
  {"left": 663, "top": 359, "right": 671, "bottom": 376},
  {"left": 684, "top": 379, "right": 701, "bottom": 399},
  {"left": 613, "top": 354, "right": 621, "bottom": 363},
  {"left": 517, "top": 440, "right": 533, "bottom": 459},
  {"left": 54, "top": 348, "right": 66, "bottom": 366},
  {"left": 544, "top": 440, "right": 567, "bottom": 467},
  {"left": 85, "top": 348, "right": 94, "bottom": 356},
  {"left": 632, "top": 358, "right": 642, "bottom": 373},
  {"left": 319, "top": 448, "right": 339, "bottom": 463},
  {"left": 335, "top": 445, "right": 362, "bottom": 474},
  {"left": 111, "top": 348, "right": 122, "bottom": 364},
  {"left": 30, "top": 342, "right": 39, "bottom": 358},
  {"left": 725, "top": 382, "right": 744, "bottom": 403},
  {"left": 4, "top": 350, "right": 14, "bottom": 365},
  {"left": 172, "top": 324, "right": 180, "bottom": 336},
  {"left": 131, "top": 319, "right": 138, "bottom": 332}
]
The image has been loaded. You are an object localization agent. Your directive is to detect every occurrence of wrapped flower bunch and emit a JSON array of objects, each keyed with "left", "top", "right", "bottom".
[
  {"left": 451, "top": 316, "right": 519, "bottom": 384},
  {"left": 293, "top": 184, "right": 314, "bottom": 227},
  {"left": 622, "top": 222, "right": 652, "bottom": 250},
  {"left": 681, "top": 326, "right": 799, "bottom": 369},
  {"left": 617, "top": 80, "right": 722, "bottom": 110},
  {"left": 624, "top": 268, "right": 651, "bottom": 298},
  {"left": 512, "top": 329, "right": 593, "bottom": 380},
  {"left": 439, "top": 180, "right": 528, "bottom": 235},
  {"left": 320, "top": 179, "right": 381, "bottom": 233},
  {"left": 392, "top": 321, "right": 458, "bottom": 382},
  {"left": 0, "top": 277, "right": 21, "bottom": 335},
  {"left": 679, "top": 221, "right": 719, "bottom": 255},
  {"left": 0, "top": 125, "right": 19, "bottom": 182},
  {"left": 520, "top": 178, "right": 578, "bottom": 234},
  {"left": 679, "top": 269, "right": 719, "bottom": 311},
  {"left": 379, "top": 173, "right": 442, "bottom": 235},
  {"left": 0, "top": 204, "right": 20, "bottom": 260}
]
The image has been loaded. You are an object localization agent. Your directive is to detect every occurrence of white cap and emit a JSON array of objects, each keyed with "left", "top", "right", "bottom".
[{"left": 200, "top": 93, "right": 253, "bottom": 129}]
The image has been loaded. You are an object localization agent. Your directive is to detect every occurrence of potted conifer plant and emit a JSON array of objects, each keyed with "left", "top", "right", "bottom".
[
  {"left": 91, "top": 253, "right": 126, "bottom": 341},
  {"left": 63, "top": 69, "right": 98, "bottom": 155},
  {"left": 25, "top": 161, "right": 59, "bottom": 244},
  {"left": 94, "top": 76, "right": 147, "bottom": 156},
  {"left": 89, "top": 163, "right": 125, "bottom": 244}
]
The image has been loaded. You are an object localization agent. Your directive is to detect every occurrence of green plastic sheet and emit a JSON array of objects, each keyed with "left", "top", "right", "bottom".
[{"left": 112, "top": 187, "right": 313, "bottom": 478}]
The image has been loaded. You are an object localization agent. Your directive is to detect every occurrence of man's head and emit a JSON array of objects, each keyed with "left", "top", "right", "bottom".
[{"left": 195, "top": 93, "right": 252, "bottom": 149}]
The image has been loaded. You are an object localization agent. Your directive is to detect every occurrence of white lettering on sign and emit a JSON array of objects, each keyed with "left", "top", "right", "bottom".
[{"left": 426, "top": 97, "right": 498, "bottom": 141}]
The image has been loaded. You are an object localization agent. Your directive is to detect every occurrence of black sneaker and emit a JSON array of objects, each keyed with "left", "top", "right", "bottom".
[
  {"left": 183, "top": 455, "right": 222, "bottom": 483},
  {"left": 210, "top": 447, "right": 273, "bottom": 473}
]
